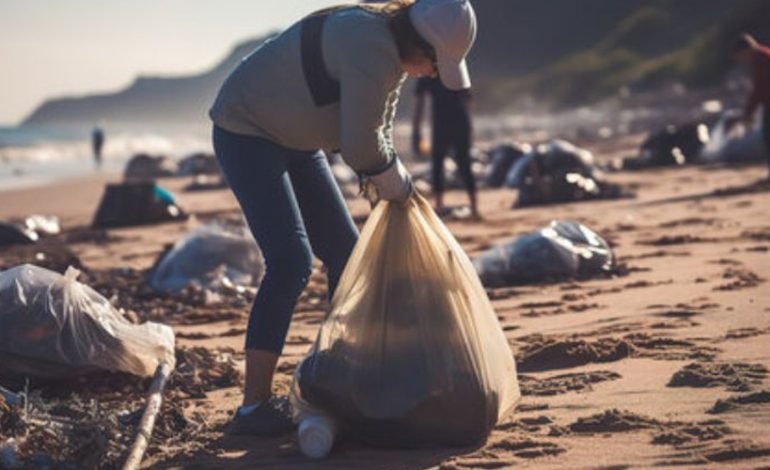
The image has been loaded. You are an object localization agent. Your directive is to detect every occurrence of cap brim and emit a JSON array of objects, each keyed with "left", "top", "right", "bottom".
[{"left": 437, "top": 57, "right": 471, "bottom": 90}]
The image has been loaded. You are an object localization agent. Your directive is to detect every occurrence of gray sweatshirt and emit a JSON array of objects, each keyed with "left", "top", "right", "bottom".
[{"left": 209, "top": 7, "right": 405, "bottom": 174}]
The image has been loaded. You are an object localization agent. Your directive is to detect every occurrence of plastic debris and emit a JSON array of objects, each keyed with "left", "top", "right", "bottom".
[{"left": 473, "top": 220, "right": 615, "bottom": 287}]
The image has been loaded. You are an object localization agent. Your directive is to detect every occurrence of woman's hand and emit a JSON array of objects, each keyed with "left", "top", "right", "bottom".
[{"left": 369, "top": 157, "right": 413, "bottom": 203}]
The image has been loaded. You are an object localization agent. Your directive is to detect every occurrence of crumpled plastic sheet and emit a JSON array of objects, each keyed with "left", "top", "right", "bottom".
[
  {"left": 149, "top": 223, "right": 264, "bottom": 294},
  {"left": 473, "top": 220, "right": 614, "bottom": 287},
  {"left": 0, "top": 264, "right": 175, "bottom": 379}
]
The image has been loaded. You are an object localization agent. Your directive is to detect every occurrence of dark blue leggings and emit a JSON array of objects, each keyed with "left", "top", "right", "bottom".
[{"left": 213, "top": 126, "right": 359, "bottom": 354}]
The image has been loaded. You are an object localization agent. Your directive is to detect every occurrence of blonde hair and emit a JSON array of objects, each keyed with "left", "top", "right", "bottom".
[
  {"left": 361, "top": 0, "right": 416, "bottom": 16},
  {"left": 362, "top": 0, "right": 432, "bottom": 62}
]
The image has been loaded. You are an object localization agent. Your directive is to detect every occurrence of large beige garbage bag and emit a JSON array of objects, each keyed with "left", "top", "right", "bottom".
[{"left": 294, "top": 193, "right": 519, "bottom": 448}]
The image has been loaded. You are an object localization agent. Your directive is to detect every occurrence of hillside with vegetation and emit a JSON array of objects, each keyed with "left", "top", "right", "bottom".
[{"left": 472, "top": 0, "right": 770, "bottom": 110}]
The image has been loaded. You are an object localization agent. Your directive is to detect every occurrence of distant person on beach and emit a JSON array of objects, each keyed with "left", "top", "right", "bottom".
[
  {"left": 730, "top": 33, "right": 770, "bottom": 180},
  {"left": 91, "top": 126, "right": 105, "bottom": 168},
  {"left": 209, "top": 0, "right": 476, "bottom": 436},
  {"left": 412, "top": 76, "right": 478, "bottom": 217}
]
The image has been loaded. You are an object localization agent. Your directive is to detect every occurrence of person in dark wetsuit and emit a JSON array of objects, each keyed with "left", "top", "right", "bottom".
[
  {"left": 412, "top": 76, "right": 478, "bottom": 217},
  {"left": 731, "top": 33, "right": 770, "bottom": 181},
  {"left": 91, "top": 126, "right": 105, "bottom": 168}
]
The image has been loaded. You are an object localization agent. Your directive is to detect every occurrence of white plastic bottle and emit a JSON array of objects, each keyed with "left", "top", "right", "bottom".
[
  {"left": 298, "top": 413, "right": 338, "bottom": 459},
  {"left": 291, "top": 372, "right": 338, "bottom": 459}
]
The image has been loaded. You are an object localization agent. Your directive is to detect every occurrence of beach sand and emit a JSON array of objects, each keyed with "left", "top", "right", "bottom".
[{"left": 1, "top": 144, "right": 769, "bottom": 468}]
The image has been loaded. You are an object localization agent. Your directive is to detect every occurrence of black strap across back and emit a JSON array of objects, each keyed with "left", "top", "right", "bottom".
[{"left": 300, "top": 7, "right": 351, "bottom": 107}]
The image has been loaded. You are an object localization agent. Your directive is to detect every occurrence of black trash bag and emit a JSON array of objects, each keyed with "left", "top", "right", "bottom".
[
  {"left": 124, "top": 153, "right": 177, "bottom": 180},
  {"left": 177, "top": 152, "right": 221, "bottom": 177},
  {"left": 516, "top": 172, "right": 627, "bottom": 207},
  {"left": 473, "top": 220, "right": 614, "bottom": 287},
  {"left": 92, "top": 181, "right": 187, "bottom": 228},
  {"left": 297, "top": 348, "right": 494, "bottom": 447},
  {"left": 508, "top": 140, "right": 627, "bottom": 207},
  {"left": 505, "top": 139, "right": 595, "bottom": 189},
  {"left": 0, "top": 223, "right": 37, "bottom": 247},
  {"left": 0, "top": 216, "right": 60, "bottom": 248},
  {"left": 485, "top": 143, "right": 530, "bottom": 188},
  {"left": 0, "top": 240, "right": 82, "bottom": 274},
  {"left": 0, "top": 264, "right": 175, "bottom": 380},
  {"left": 624, "top": 122, "right": 709, "bottom": 169}
]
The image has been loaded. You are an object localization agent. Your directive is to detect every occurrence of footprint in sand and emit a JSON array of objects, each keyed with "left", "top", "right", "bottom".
[
  {"left": 714, "top": 267, "right": 765, "bottom": 291},
  {"left": 516, "top": 337, "right": 634, "bottom": 372},
  {"left": 667, "top": 362, "right": 769, "bottom": 392},
  {"left": 725, "top": 327, "right": 770, "bottom": 339},
  {"left": 285, "top": 334, "right": 313, "bottom": 346},
  {"left": 652, "top": 421, "right": 732, "bottom": 446},
  {"left": 275, "top": 359, "right": 299, "bottom": 375},
  {"left": 654, "top": 309, "right": 701, "bottom": 319},
  {"left": 649, "top": 309, "right": 702, "bottom": 329},
  {"left": 518, "top": 370, "right": 621, "bottom": 396},
  {"left": 488, "top": 438, "right": 566, "bottom": 459},
  {"left": 638, "top": 234, "right": 716, "bottom": 246},
  {"left": 622, "top": 249, "right": 692, "bottom": 260},
  {"left": 661, "top": 439, "right": 770, "bottom": 466},
  {"left": 624, "top": 279, "right": 674, "bottom": 289},
  {"left": 566, "top": 409, "right": 733, "bottom": 448},
  {"left": 441, "top": 435, "right": 566, "bottom": 469},
  {"left": 516, "top": 333, "right": 720, "bottom": 373},
  {"left": 658, "top": 217, "right": 720, "bottom": 228},
  {"left": 709, "top": 258, "right": 743, "bottom": 266},
  {"left": 742, "top": 228, "right": 770, "bottom": 242},
  {"left": 567, "top": 409, "right": 659, "bottom": 433},
  {"left": 487, "top": 287, "right": 520, "bottom": 301},
  {"left": 709, "top": 390, "right": 770, "bottom": 414}
]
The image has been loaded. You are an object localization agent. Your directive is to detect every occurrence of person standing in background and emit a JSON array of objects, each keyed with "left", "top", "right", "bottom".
[
  {"left": 91, "top": 126, "right": 105, "bottom": 168},
  {"left": 412, "top": 76, "right": 478, "bottom": 218},
  {"left": 731, "top": 33, "right": 770, "bottom": 181}
]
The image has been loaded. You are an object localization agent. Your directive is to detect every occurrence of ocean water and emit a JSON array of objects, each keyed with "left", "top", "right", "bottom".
[{"left": 0, "top": 125, "right": 212, "bottom": 191}]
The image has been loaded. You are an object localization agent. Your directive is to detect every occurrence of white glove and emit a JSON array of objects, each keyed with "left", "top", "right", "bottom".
[{"left": 369, "top": 157, "right": 413, "bottom": 202}]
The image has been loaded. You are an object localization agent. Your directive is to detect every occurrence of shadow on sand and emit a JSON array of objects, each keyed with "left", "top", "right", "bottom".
[
  {"left": 635, "top": 178, "right": 770, "bottom": 207},
  {"left": 161, "top": 430, "right": 479, "bottom": 469}
]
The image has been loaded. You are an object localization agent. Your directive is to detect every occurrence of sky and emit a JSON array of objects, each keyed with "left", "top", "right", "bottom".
[{"left": 0, "top": 0, "right": 342, "bottom": 125}]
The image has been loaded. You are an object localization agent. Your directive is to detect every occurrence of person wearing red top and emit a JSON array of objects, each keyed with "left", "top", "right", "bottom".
[{"left": 733, "top": 33, "right": 770, "bottom": 179}]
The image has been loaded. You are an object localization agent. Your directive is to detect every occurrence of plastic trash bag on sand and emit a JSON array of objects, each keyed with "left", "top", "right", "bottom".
[
  {"left": 124, "top": 153, "right": 178, "bottom": 180},
  {"left": 505, "top": 140, "right": 628, "bottom": 207},
  {"left": 700, "top": 113, "right": 766, "bottom": 163},
  {"left": 149, "top": 224, "right": 264, "bottom": 294},
  {"left": 0, "top": 215, "right": 60, "bottom": 247},
  {"left": 292, "top": 193, "right": 519, "bottom": 448},
  {"left": 92, "top": 182, "right": 187, "bottom": 228},
  {"left": 485, "top": 143, "right": 531, "bottom": 188},
  {"left": 0, "top": 264, "right": 175, "bottom": 379},
  {"left": 474, "top": 220, "right": 614, "bottom": 287},
  {"left": 624, "top": 123, "right": 709, "bottom": 169},
  {"left": 505, "top": 139, "right": 595, "bottom": 189}
]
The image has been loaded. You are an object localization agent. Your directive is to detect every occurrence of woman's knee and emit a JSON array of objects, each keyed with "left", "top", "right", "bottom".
[{"left": 263, "top": 242, "right": 313, "bottom": 290}]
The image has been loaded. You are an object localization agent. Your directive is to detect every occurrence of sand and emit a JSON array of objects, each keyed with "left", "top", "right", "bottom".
[{"left": 1, "top": 144, "right": 769, "bottom": 468}]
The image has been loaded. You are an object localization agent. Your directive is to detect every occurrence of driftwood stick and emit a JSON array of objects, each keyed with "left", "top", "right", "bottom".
[{"left": 122, "top": 362, "right": 172, "bottom": 470}]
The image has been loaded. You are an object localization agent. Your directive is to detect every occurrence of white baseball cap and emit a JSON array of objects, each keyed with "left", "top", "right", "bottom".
[{"left": 409, "top": 0, "right": 477, "bottom": 90}]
